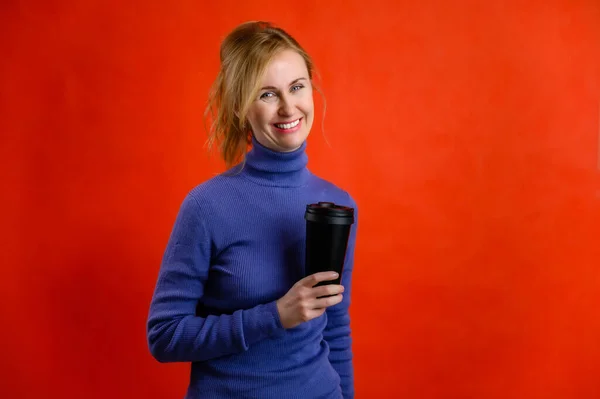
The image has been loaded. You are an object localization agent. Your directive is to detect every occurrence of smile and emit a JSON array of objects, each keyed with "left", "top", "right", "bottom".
[{"left": 274, "top": 119, "right": 301, "bottom": 130}]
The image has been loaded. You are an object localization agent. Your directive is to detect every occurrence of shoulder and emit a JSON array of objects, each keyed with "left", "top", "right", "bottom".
[
  {"left": 308, "top": 172, "right": 358, "bottom": 210},
  {"left": 171, "top": 171, "right": 244, "bottom": 234},
  {"left": 170, "top": 172, "right": 235, "bottom": 220},
  {"left": 186, "top": 168, "right": 241, "bottom": 202}
]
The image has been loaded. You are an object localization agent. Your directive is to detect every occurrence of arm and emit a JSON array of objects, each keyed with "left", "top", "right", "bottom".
[
  {"left": 146, "top": 193, "right": 284, "bottom": 363},
  {"left": 323, "top": 196, "right": 358, "bottom": 398}
]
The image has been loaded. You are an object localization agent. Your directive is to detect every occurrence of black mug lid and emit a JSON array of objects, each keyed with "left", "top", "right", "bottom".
[{"left": 305, "top": 202, "right": 354, "bottom": 224}]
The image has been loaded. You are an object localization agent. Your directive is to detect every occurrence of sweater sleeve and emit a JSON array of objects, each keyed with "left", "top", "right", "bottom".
[
  {"left": 146, "top": 193, "right": 284, "bottom": 363},
  {"left": 323, "top": 195, "right": 358, "bottom": 399}
]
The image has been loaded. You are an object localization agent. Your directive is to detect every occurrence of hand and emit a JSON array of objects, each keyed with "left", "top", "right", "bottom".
[{"left": 276, "top": 272, "right": 345, "bottom": 329}]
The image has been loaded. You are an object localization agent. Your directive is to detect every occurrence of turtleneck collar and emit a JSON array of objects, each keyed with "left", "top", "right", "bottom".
[{"left": 240, "top": 135, "right": 310, "bottom": 187}]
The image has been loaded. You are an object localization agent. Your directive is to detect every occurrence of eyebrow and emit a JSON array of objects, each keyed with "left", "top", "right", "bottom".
[{"left": 260, "top": 77, "right": 307, "bottom": 91}]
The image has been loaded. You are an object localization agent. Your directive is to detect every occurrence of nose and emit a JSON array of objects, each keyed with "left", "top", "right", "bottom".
[{"left": 278, "top": 94, "right": 294, "bottom": 117}]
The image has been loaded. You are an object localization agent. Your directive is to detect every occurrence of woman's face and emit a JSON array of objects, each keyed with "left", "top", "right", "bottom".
[{"left": 246, "top": 49, "right": 314, "bottom": 152}]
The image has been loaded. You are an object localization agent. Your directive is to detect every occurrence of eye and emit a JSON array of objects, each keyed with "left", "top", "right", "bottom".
[
  {"left": 260, "top": 91, "right": 276, "bottom": 99},
  {"left": 291, "top": 84, "right": 304, "bottom": 92}
]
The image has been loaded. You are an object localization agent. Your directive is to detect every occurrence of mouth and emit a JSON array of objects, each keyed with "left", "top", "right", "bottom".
[{"left": 273, "top": 118, "right": 302, "bottom": 133}]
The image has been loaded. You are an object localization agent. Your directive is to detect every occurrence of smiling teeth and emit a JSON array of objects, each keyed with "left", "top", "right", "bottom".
[{"left": 275, "top": 119, "right": 300, "bottom": 129}]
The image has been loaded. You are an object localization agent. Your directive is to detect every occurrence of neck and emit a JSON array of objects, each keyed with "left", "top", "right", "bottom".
[{"left": 238, "top": 136, "right": 309, "bottom": 187}]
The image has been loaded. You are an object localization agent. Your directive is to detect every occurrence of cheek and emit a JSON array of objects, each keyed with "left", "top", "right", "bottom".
[
  {"left": 301, "top": 95, "right": 314, "bottom": 117},
  {"left": 247, "top": 106, "right": 270, "bottom": 128},
  {"left": 259, "top": 105, "right": 276, "bottom": 125},
  {"left": 303, "top": 104, "right": 314, "bottom": 130}
]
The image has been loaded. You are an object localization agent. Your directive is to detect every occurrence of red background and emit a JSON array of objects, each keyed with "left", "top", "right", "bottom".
[{"left": 2, "top": 1, "right": 600, "bottom": 398}]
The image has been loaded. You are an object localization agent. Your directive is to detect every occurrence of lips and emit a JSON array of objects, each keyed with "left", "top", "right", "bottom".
[
  {"left": 273, "top": 118, "right": 301, "bottom": 129},
  {"left": 273, "top": 118, "right": 302, "bottom": 133}
]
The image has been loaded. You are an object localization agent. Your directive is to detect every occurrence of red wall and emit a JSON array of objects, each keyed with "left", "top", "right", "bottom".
[{"left": 2, "top": 1, "right": 600, "bottom": 398}]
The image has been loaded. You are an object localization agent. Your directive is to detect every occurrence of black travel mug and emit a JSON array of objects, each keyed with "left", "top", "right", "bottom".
[{"left": 304, "top": 202, "right": 355, "bottom": 287}]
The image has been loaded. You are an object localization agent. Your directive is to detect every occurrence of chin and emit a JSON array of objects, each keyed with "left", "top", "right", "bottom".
[{"left": 277, "top": 136, "right": 306, "bottom": 152}]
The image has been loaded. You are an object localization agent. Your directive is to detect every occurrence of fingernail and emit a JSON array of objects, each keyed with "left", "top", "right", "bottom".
[{"left": 332, "top": 272, "right": 339, "bottom": 277}]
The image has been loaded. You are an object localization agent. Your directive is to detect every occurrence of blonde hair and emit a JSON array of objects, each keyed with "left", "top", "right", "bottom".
[{"left": 204, "top": 21, "right": 324, "bottom": 168}]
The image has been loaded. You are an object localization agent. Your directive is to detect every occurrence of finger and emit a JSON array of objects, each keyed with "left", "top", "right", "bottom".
[
  {"left": 313, "top": 284, "right": 344, "bottom": 298},
  {"left": 312, "top": 293, "right": 343, "bottom": 310},
  {"left": 299, "top": 272, "right": 339, "bottom": 288},
  {"left": 307, "top": 307, "right": 327, "bottom": 320}
]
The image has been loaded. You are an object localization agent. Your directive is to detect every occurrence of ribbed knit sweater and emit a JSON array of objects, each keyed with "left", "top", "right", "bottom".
[{"left": 147, "top": 136, "right": 358, "bottom": 398}]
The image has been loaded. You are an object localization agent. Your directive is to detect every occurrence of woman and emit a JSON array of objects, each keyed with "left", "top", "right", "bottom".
[{"left": 147, "top": 21, "right": 358, "bottom": 399}]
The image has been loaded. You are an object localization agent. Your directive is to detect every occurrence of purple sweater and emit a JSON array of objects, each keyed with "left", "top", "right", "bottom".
[{"left": 147, "top": 136, "right": 358, "bottom": 398}]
